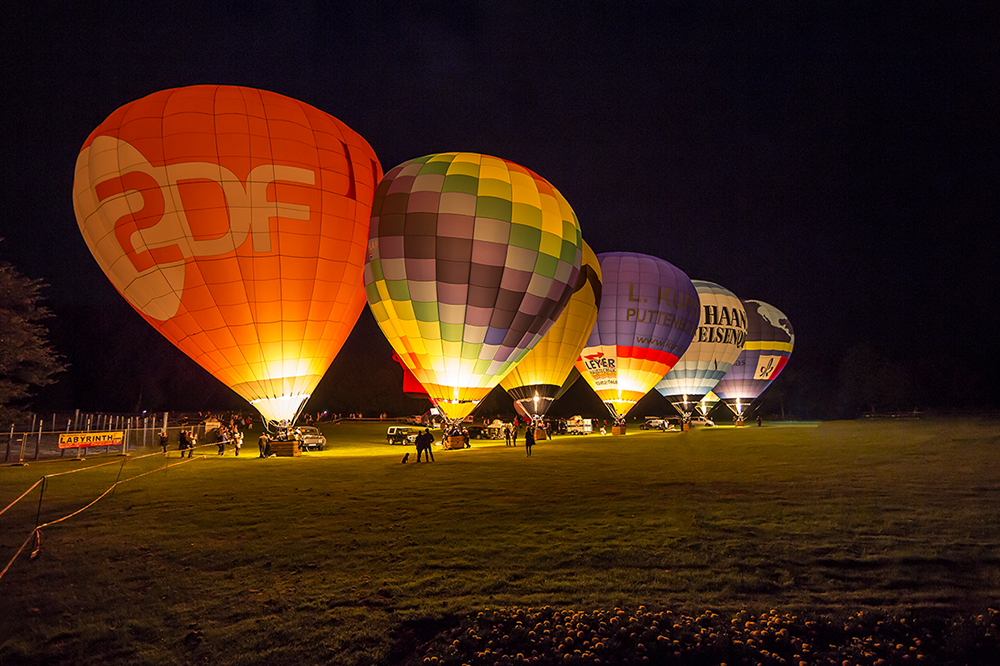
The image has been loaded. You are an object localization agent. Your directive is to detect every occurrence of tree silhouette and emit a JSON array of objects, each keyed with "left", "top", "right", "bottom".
[{"left": 0, "top": 252, "right": 65, "bottom": 423}]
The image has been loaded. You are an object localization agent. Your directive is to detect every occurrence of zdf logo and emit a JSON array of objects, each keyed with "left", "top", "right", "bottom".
[{"left": 73, "top": 136, "right": 315, "bottom": 320}]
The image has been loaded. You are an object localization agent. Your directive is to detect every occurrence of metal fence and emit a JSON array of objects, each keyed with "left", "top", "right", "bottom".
[{"left": 2, "top": 412, "right": 221, "bottom": 464}]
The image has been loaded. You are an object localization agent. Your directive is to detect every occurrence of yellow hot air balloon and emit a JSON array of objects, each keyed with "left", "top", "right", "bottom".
[
  {"left": 500, "top": 240, "right": 602, "bottom": 417},
  {"left": 73, "top": 85, "right": 382, "bottom": 424}
]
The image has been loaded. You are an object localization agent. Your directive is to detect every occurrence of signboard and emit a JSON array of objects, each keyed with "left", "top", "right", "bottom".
[
  {"left": 753, "top": 355, "right": 783, "bottom": 381},
  {"left": 58, "top": 431, "right": 125, "bottom": 449}
]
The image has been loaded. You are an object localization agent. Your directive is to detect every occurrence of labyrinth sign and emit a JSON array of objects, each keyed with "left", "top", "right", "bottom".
[{"left": 58, "top": 431, "right": 125, "bottom": 449}]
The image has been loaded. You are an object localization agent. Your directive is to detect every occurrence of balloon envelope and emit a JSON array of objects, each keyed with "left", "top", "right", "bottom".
[
  {"left": 655, "top": 280, "right": 747, "bottom": 416},
  {"left": 695, "top": 390, "right": 721, "bottom": 417},
  {"left": 575, "top": 252, "right": 699, "bottom": 418},
  {"left": 364, "top": 153, "right": 583, "bottom": 422},
  {"left": 392, "top": 351, "right": 429, "bottom": 398},
  {"left": 73, "top": 85, "right": 381, "bottom": 424},
  {"left": 500, "top": 240, "right": 602, "bottom": 417},
  {"left": 713, "top": 299, "right": 795, "bottom": 416}
]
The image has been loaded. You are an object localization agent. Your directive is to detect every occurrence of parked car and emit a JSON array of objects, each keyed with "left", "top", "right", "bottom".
[
  {"left": 465, "top": 424, "right": 507, "bottom": 440},
  {"left": 297, "top": 426, "right": 326, "bottom": 451},
  {"left": 386, "top": 426, "right": 418, "bottom": 445},
  {"left": 689, "top": 416, "right": 715, "bottom": 427},
  {"left": 641, "top": 417, "right": 670, "bottom": 430}
]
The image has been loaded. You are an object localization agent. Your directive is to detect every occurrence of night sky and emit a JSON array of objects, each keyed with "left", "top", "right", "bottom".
[{"left": 2, "top": 2, "right": 997, "bottom": 418}]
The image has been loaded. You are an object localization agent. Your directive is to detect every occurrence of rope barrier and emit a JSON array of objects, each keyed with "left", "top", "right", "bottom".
[
  {"left": 0, "top": 479, "right": 43, "bottom": 519},
  {"left": 0, "top": 530, "right": 38, "bottom": 580},
  {"left": 38, "top": 457, "right": 125, "bottom": 478},
  {"left": 0, "top": 448, "right": 209, "bottom": 585}
]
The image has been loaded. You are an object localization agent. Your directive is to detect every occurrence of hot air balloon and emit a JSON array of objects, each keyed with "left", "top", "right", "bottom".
[
  {"left": 695, "top": 390, "right": 721, "bottom": 417},
  {"left": 499, "top": 240, "right": 602, "bottom": 418},
  {"left": 73, "top": 85, "right": 381, "bottom": 425},
  {"left": 654, "top": 280, "right": 747, "bottom": 418},
  {"left": 575, "top": 252, "right": 700, "bottom": 420},
  {"left": 713, "top": 300, "right": 794, "bottom": 419},
  {"left": 364, "top": 153, "right": 584, "bottom": 425}
]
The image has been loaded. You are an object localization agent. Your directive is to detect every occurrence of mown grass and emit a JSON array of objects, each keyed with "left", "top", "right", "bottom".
[{"left": 1, "top": 418, "right": 998, "bottom": 665}]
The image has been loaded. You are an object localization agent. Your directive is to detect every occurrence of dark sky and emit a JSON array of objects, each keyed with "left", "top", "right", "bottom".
[{"left": 2, "top": 2, "right": 997, "bottom": 417}]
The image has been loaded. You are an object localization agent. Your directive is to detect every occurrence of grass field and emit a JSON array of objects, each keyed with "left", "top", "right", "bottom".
[{"left": 1, "top": 418, "right": 999, "bottom": 665}]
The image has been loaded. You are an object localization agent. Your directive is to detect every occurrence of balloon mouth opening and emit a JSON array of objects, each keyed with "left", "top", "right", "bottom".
[
  {"left": 602, "top": 399, "right": 637, "bottom": 420},
  {"left": 251, "top": 393, "right": 310, "bottom": 425}
]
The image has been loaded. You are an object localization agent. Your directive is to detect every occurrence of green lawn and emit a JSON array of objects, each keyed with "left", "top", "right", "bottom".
[{"left": 1, "top": 418, "right": 998, "bottom": 665}]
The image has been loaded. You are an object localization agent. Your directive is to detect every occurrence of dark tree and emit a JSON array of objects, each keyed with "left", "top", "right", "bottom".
[
  {"left": 837, "top": 343, "right": 914, "bottom": 416},
  {"left": 0, "top": 254, "right": 65, "bottom": 423}
]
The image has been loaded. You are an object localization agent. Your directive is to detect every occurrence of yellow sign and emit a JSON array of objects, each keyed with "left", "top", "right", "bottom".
[{"left": 58, "top": 431, "right": 125, "bottom": 449}]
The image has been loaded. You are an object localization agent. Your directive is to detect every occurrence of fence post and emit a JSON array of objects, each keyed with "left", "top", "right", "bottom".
[
  {"left": 35, "top": 419, "right": 42, "bottom": 460},
  {"left": 15, "top": 432, "right": 27, "bottom": 465},
  {"left": 5, "top": 424, "right": 11, "bottom": 463},
  {"left": 111, "top": 456, "right": 128, "bottom": 497},
  {"left": 35, "top": 477, "right": 47, "bottom": 526}
]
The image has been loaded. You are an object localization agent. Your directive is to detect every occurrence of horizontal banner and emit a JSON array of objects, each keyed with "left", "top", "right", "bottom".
[{"left": 58, "top": 432, "right": 124, "bottom": 449}]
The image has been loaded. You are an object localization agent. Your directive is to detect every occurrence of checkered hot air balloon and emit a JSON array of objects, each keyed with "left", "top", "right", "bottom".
[
  {"left": 655, "top": 280, "right": 748, "bottom": 418},
  {"left": 499, "top": 240, "right": 602, "bottom": 418},
  {"left": 73, "top": 85, "right": 381, "bottom": 425},
  {"left": 713, "top": 299, "right": 795, "bottom": 418},
  {"left": 574, "top": 252, "right": 700, "bottom": 419},
  {"left": 363, "top": 153, "right": 583, "bottom": 423}
]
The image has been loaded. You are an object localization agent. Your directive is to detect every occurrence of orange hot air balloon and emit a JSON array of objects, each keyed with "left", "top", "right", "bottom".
[{"left": 72, "top": 85, "right": 382, "bottom": 425}]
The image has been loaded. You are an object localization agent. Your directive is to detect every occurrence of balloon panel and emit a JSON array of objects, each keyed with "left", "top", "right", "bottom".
[
  {"left": 553, "top": 366, "right": 582, "bottom": 402},
  {"left": 73, "top": 86, "right": 382, "bottom": 423},
  {"left": 655, "top": 280, "right": 747, "bottom": 409},
  {"left": 392, "top": 350, "right": 428, "bottom": 397},
  {"left": 574, "top": 252, "right": 699, "bottom": 418},
  {"left": 500, "top": 240, "right": 602, "bottom": 417},
  {"left": 695, "top": 391, "right": 721, "bottom": 417},
  {"left": 364, "top": 153, "right": 583, "bottom": 421},
  {"left": 713, "top": 299, "right": 794, "bottom": 414}
]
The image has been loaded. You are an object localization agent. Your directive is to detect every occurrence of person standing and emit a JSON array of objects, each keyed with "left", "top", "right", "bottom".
[
  {"left": 258, "top": 432, "right": 268, "bottom": 458},
  {"left": 178, "top": 430, "right": 190, "bottom": 457},
  {"left": 511, "top": 425, "right": 518, "bottom": 447},
  {"left": 159, "top": 430, "right": 169, "bottom": 454},
  {"left": 757, "top": 414, "right": 763, "bottom": 427},
  {"left": 424, "top": 429, "right": 435, "bottom": 462},
  {"left": 233, "top": 430, "right": 243, "bottom": 456},
  {"left": 415, "top": 430, "right": 426, "bottom": 462},
  {"left": 504, "top": 426, "right": 512, "bottom": 447},
  {"left": 525, "top": 424, "right": 535, "bottom": 457},
  {"left": 417, "top": 429, "right": 435, "bottom": 462}
]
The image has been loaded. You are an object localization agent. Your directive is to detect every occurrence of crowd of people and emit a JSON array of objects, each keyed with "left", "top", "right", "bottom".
[{"left": 154, "top": 410, "right": 573, "bottom": 463}]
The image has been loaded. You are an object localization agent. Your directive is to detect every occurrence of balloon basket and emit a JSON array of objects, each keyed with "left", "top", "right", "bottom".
[
  {"left": 534, "top": 428, "right": 547, "bottom": 441},
  {"left": 611, "top": 425, "right": 626, "bottom": 436},
  {"left": 681, "top": 423, "right": 690, "bottom": 432},
  {"left": 734, "top": 417, "right": 745, "bottom": 428},
  {"left": 269, "top": 440, "right": 302, "bottom": 457},
  {"left": 442, "top": 435, "right": 466, "bottom": 450}
]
